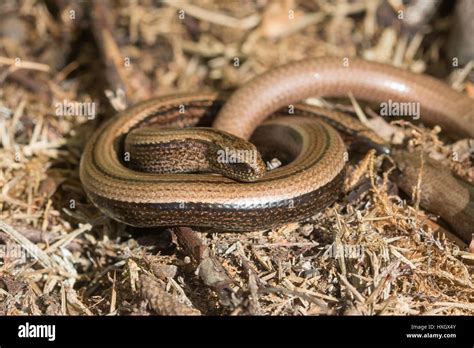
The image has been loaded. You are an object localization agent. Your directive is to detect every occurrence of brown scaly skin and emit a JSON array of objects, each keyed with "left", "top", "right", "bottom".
[
  {"left": 125, "top": 126, "right": 266, "bottom": 182},
  {"left": 80, "top": 94, "right": 347, "bottom": 231},
  {"left": 81, "top": 58, "right": 474, "bottom": 231}
]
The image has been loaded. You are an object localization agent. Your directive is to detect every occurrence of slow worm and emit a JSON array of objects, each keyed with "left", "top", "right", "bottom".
[{"left": 80, "top": 58, "right": 474, "bottom": 231}]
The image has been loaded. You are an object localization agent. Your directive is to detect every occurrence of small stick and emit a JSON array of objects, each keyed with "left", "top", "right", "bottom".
[
  {"left": 0, "top": 56, "right": 50, "bottom": 72},
  {"left": 163, "top": 0, "right": 260, "bottom": 29},
  {"left": 391, "top": 149, "right": 474, "bottom": 244},
  {"left": 174, "top": 227, "right": 237, "bottom": 307},
  {"left": 90, "top": 0, "right": 135, "bottom": 104}
]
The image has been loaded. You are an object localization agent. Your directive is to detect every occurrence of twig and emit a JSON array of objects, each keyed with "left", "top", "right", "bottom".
[
  {"left": 253, "top": 241, "right": 318, "bottom": 249},
  {"left": 0, "top": 220, "right": 53, "bottom": 269},
  {"left": 174, "top": 227, "right": 237, "bottom": 307},
  {"left": 338, "top": 273, "right": 366, "bottom": 303},
  {"left": 163, "top": 0, "right": 260, "bottom": 29},
  {"left": 45, "top": 223, "right": 91, "bottom": 253},
  {"left": 0, "top": 56, "right": 50, "bottom": 72},
  {"left": 432, "top": 302, "right": 474, "bottom": 311},
  {"left": 260, "top": 286, "right": 332, "bottom": 313},
  {"left": 391, "top": 149, "right": 474, "bottom": 243},
  {"left": 90, "top": 0, "right": 135, "bottom": 104}
]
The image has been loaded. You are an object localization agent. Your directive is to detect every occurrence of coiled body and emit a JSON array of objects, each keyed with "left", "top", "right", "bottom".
[{"left": 80, "top": 58, "right": 474, "bottom": 231}]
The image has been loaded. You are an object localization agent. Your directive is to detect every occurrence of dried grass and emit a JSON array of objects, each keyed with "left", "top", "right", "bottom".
[{"left": 0, "top": 0, "right": 472, "bottom": 316}]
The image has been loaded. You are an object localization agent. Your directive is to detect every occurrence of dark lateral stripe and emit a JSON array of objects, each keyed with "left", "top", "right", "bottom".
[{"left": 86, "top": 168, "right": 345, "bottom": 231}]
